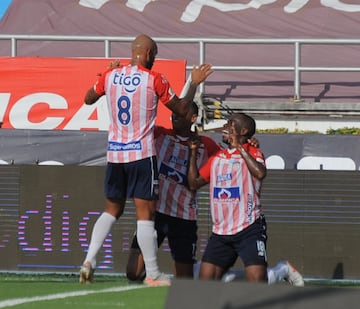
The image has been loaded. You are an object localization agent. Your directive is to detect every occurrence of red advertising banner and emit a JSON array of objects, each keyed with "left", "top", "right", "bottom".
[{"left": 0, "top": 57, "right": 186, "bottom": 130}]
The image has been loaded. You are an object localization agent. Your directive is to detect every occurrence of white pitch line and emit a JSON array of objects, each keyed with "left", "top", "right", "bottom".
[{"left": 0, "top": 285, "right": 146, "bottom": 308}]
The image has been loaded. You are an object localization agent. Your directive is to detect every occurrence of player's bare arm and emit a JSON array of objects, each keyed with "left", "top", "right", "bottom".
[
  {"left": 85, "top": 60, "right": 121, "bottom": 105},
  {"left": 238, "top": 145, "right": 267, "bottom": 180},
  {"left": 84, "top": 87, "right": 102, "bottom": 105},
  {"left": 166, "top": 64, "right": 213, "bottom": 117},
  {"left": 187, "top": 135, "right": 208, "bottom": 191},
  {"left": 228, "top": 120, "right": 266, "bottom": 180},
  {"left": 231, "top": 130, "right": 266, "bottom": 180}
]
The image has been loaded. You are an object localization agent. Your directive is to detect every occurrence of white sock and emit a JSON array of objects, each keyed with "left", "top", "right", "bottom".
[
  {"left": 137, "top": 220, "right": 159, "bottom": 279},
  {"left": 84, "top": 212, "right": 116, "bottom": 269},
  {"left": 267, "top": 261, "right": 289, "bottom": 285}
]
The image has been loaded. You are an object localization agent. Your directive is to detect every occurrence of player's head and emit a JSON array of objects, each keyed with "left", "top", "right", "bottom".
[
  {"left": 171, "top": 101, "right": 198, "bottom": 134},
  {"left": 228, "top": 113, "right": 256, "bottom": 143},
  {"left": 131, "top": 34, "right": 158, "bottom": 69}
]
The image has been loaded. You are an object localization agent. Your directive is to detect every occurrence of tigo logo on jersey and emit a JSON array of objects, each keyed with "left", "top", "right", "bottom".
[
  {"left": 112, "top": 72, "right": 142, "bottom": 93},
  {"left": 213, "top": 187, "right": 240, "bottom": 201}
]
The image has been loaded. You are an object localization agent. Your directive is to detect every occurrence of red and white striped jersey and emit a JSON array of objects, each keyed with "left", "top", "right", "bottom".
[
  {"left": 199, "top": 144, "right": 266, "bottom": 235},
  {"left": 94, "top": 64, "right": 176, "bottom": 163},
  {"left": 155, "top": 126, "right": 220, "bottom": 221}
]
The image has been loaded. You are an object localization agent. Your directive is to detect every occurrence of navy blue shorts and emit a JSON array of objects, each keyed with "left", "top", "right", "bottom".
[
  {"left": 202, "top": 215, "right": 268, "bottom": 269},
  {"left": 131, "top": 212, "right": 197, "bottom": 264},
  {"left": 104, "top": 156, "right": 159, "bottom": 200}
]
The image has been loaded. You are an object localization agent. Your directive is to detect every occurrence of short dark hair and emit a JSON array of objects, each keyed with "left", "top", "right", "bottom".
[{"left": 230, "top": 113, "right": 256, "bottom": 138}]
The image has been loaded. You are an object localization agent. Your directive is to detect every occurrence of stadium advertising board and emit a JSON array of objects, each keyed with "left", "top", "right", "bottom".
[
  {"left": 0, "top": 57, "right": 186, "bottom": 130},
  {"left": 2, "top": 166, "right": 360, "bottom": 279}
]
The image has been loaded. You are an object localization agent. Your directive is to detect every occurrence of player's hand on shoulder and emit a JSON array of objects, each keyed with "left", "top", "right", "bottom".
[
  {"left": 247, "top": 137, "right": 260, "bottom": 148},
  {"left": 108, "top": 59, "right": 121, "bottom": 70}
]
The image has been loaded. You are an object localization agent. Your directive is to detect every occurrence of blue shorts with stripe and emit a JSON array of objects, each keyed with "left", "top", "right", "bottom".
[
  {"left": 130, "top": 212, "right": 198, "bottom": 264},
  {"left": 202, "top": 215, "right": 268, "bottom": 269},
  {"left": 104, "top": 156, "right": 159, "bottom": 200}
]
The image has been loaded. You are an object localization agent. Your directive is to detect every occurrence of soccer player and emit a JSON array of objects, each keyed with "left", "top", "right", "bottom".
[
  {"left": 79, "top": 34, "right": 213, "bottom": 286},
  {"left": 215, "top": 122, "right": 305, "bottom": 286},
  {"left": 187, "top": 113, "right": 268, "bottom": 282},
  {"left": 127, "top": 112, "right": 304, "bottom": 286},
  {"left": 126, "top": 101, "right": 220, "bottom": 280}
]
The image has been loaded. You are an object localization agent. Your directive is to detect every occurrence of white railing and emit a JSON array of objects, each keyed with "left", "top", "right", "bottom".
[{"left": 1, "top": 35, "right": 360, "bottom": 100}]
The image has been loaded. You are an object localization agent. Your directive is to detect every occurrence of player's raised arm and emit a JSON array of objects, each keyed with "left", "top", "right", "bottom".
[
  {"left": 166, "top": 64, "right": 213, "bottom": 117},
  {"left": 187, "top": 127, "right": 208, "bottom": 191}
]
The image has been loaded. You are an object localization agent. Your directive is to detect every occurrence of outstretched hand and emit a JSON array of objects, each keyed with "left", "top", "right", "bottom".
[{"left": 191, "top": 64, "right": 213, "bottom": 85}]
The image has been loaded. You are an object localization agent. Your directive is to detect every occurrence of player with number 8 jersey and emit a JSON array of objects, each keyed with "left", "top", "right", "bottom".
[
  {"left": 95, "top": 64, "right": 176, "bottom": 163},
  {"left": 80, "top": 34, "right": 213, "bottom": 287}
]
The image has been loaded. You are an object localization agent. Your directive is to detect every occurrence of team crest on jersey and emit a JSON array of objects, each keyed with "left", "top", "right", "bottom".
[
  {"left": 217, "top": 173, "right": 232, "bottom": 182},
  {"left": 213, "top": 187, "right": 240, "bottom": 201}
]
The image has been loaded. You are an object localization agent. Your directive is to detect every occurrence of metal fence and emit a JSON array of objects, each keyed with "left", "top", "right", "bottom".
[{"left": 1, "top": 35, "right": 360, "bottom": 100}]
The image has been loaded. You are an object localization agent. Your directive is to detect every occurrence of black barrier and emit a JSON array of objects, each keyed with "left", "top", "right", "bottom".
[
  {"left": 2, "top": 130, "right": 360, "bottom": 170},
  {"left": 1, "top": 166, "right": 360, "bottom": 280}
]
